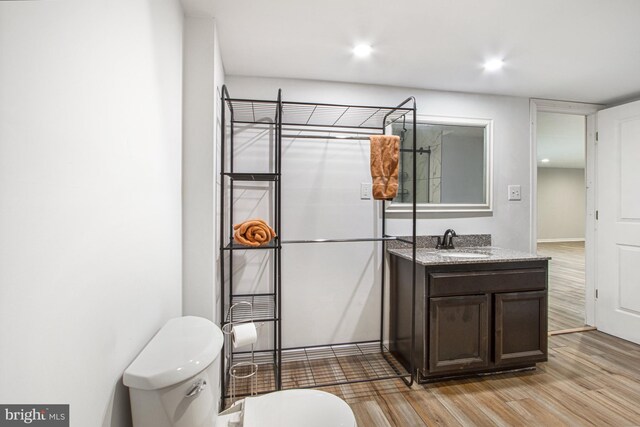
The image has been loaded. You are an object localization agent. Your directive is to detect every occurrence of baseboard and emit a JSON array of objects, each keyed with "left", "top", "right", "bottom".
[
  {"left": 548, "top": 326, "right": 596, "bottom": 336},
  {"left": 537, "top": 238, "right": 585, "bottom": 243}
]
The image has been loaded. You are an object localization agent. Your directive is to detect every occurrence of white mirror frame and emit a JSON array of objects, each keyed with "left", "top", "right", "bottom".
[{"left": 386, "top": 115, "right": 493, "bottom": 214}]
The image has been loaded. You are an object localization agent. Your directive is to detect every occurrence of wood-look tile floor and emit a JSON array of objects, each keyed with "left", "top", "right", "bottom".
[
  {"left": 317, "top": 331, "right": 640, "bottom": 426},
  {"left": 228, "top": 241, "right": 640, "bottom": 425},
  {"left": 537, "top": 241, "right": 586, "bottom": 331}
]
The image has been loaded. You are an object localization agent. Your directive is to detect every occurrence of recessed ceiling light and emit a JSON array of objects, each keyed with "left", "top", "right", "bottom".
[
  {"left": 353, "top": 44, "right": 373, "bottom": 58},
  {"left": 541, "top": 158, "right": 550, "bottom": 163},
  {"left": 483, "top": 58, "right": 504, "bottom": 71}
]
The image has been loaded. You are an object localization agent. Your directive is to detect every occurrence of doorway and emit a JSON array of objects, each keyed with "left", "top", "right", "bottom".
[
  {"left": 530, "top": 100, "right": 600, "bottom": 333},
  {"left": 536, "top": 112, "right": 586, "bottom": 331}
]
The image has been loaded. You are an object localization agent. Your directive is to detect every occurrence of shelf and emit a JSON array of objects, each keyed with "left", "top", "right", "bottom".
[
  {"left": 221, "top": 86, "right": 418, "bottom": 397},
  {"left": 223, "top": 172, "right": 279, "bottom": 181},
  {"left": 225, "top": 98, "right": 413, "bottom": 130},
  {"left": 223, "top": 241, "right": 279, "bottom": 251},
  {"left": 223, "top": 240, "right": 279, "bottom": 251},
  {"left": 225, "top": 294, "right": 277, "bottom": 324},
  {"left": 282, "top": 102, "right": 413, "bottom": 129},
  {"left": 226, "top": 341, "right": 408, "bottom": 397},
  {"left": 226, "top": 99, "right": 278, "bottom": 124}
]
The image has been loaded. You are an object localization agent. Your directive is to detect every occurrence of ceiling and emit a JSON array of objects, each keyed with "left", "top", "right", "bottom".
[
  {"left": 536, "top": 112, "right": 585, "bottom": 168},
  {"left": 195, "top": 0, "right": 640, "bottom": 104}
]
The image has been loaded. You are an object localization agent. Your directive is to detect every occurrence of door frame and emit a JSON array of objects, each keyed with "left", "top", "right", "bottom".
[{"left": 530, "top": 99, "right": 602, "bottom": 326}]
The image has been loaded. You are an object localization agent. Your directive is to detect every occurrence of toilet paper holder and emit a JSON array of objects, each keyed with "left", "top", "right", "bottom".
[
  {"left": 229, "top": 361, "right": 258, "bottom": 404},
  {"left": 221, "top": 301, "right": 265, "bottom": 339},
  {"left": 222, "top": 301, "right": 260, "bottom": 403},
  {"left": 222, "top": 301, "right": 257, "bottom": 334}
]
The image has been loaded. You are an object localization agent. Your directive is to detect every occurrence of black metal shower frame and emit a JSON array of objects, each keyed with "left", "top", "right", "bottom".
[{"left": 219, "top": 85, "right": 418, "bottom": 400}]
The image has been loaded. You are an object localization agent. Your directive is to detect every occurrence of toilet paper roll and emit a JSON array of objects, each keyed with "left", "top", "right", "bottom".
[{"left": 231, "top": 322, "right": 258, "bottom": 348}]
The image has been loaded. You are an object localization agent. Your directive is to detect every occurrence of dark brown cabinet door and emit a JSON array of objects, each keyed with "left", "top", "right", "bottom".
[
  {"left": 495, "top": 291, "right": 548, "bottom": 366},
  {"left": 429, "top": 295, "right": 490, "bottom": 373}
]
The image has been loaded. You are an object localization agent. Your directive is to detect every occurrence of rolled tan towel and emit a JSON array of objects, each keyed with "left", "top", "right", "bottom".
[
  {"left": 370, "top": 135, "right": 400, "bottom": 200},
  {"left": 233, "top": 219, "right": 277, "bottom": 247}
]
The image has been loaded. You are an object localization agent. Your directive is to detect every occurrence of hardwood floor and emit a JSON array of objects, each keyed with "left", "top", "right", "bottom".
[
  {"left": 537, "top": 241, "right": 586, "bottom": 331},
  {"left": 317, "top": 331, "right": 640, "bottom": 426}
]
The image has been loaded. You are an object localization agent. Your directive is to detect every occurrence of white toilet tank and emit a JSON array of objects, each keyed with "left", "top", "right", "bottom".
[{"left": 124, "top": 316, "right": 224, "bottom": 427}]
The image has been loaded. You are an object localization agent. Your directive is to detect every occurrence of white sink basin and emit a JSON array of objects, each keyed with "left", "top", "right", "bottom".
[{"left": 438, "top": 251, "right": 490, "bottom": 259}]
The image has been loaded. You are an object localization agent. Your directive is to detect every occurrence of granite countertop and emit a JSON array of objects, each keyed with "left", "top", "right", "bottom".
[{"left": 387, "top": 246, "right": 550, "bottom": 266}]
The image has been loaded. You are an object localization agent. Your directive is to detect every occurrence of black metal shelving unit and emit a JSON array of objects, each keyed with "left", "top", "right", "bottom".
[{"left": 219, "top": 85, "right": 418, "bottom": 399}]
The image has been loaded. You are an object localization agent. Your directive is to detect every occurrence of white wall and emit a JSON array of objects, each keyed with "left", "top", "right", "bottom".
[
  {"left": 0, "top": 1, "right": 184, "bottom": 426},
  {"left": 537, "top": 167, "right": 585, "bottom": 241},
  {"left": 181, "top": 17, "right": 225, "bottom": 409},
  {"left": 182, "top": 17, "right": 225, "bottom": 323},
  {"left": 223, "top": 76, "right": 532, "bottom": 347}
]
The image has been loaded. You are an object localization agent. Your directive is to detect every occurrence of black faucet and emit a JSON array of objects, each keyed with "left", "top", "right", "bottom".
[{"left": 436, "top": 229, "right": 457, "bottom": 249}]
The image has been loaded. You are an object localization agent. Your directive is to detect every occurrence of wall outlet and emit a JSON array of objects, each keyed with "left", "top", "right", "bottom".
[
  {"left": 361, "top": 183, "right": 372, "bottom": 200},
  {"left": 508, "top": 185, "right": 521, "bottom": 201}
]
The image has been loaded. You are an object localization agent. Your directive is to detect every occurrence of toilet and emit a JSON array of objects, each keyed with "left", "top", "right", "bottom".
[{"left": 123, "top": 316, "right": 357, "bottom": 427}]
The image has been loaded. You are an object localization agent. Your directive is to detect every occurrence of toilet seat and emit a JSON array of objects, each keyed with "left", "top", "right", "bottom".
[{"left": 217, "top": 389, "right": 357, "bottom": 427}]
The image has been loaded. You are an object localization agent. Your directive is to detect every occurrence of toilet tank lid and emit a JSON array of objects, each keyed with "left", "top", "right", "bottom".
[{"left": 124, "top": 316, "right": 223, "bottom": 391}]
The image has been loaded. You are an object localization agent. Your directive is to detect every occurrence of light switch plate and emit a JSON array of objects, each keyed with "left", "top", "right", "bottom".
[
  {"left": 508, "top": 185, "right": 521, "bottom": 201},
  {"left": 361, "top": 183, "right": 372, "bottom": 200}
]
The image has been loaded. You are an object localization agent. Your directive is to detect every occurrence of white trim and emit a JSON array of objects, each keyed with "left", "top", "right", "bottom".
[
  {"left": 530, "top": 98, "right": 602, "bottom": 115},
  {"left": 387, "top": 115, "right": 493, "bottom": 214},
  {"left": 530, "top": 98, "right": 602, "bottom": 328},
  {"left": 537, "top": 238, "right": 585, "bottom": 243},
  {"left": 529, "top": 99, "right": 601, "bottom": 253},
  {"left": 584, "top": 113, "right": 597, "bottom": 327}
]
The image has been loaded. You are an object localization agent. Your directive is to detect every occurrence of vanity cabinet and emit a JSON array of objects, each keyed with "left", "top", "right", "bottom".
[{"left": 389, "top": 255, "right": 548, "bottom": 382}]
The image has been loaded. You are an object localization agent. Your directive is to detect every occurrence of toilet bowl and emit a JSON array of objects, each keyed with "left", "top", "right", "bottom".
[{"left": 123, "top": 316, "right": 357, "bottom": 427}]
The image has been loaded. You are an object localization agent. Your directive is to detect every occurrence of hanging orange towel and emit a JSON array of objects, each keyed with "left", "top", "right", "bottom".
[
  {"left": 369, "top": 135, "right": 400, "bottom": 200},
  {"left": 233, "top": 219, "right": 277, "bottom": 247}
]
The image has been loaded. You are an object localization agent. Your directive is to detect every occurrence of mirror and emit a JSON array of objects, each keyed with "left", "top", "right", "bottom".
[{"left": 387, "top": 116, "right": 492, "bottom": 213}]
